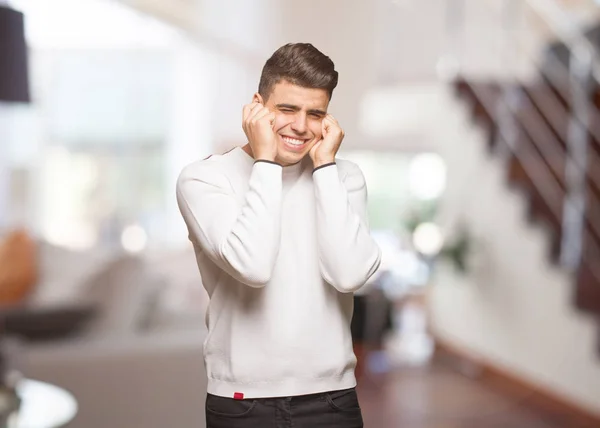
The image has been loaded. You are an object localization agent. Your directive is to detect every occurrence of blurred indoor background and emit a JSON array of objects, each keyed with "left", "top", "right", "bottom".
[{"left": 0, "top": 0, "right": 600, "bottom": 427}]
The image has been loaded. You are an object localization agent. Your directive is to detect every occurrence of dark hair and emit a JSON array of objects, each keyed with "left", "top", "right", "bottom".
[{"left": 258, "top": 43, "right": 338, "bottom": 101}]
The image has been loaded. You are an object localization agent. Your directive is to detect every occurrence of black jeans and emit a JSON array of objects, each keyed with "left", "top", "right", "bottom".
[{"left": 205, "top": 387, "right": 364, "bottom": 428}]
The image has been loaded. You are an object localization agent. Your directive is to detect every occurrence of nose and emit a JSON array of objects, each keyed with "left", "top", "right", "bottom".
[{"left": 290, "top": 113, "right": 307, "bottom": 134}]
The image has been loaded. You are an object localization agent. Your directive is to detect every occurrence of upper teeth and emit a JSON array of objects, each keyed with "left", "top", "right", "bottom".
[{"left": 283, "top": 137, "right": 305, "bottom": 145}]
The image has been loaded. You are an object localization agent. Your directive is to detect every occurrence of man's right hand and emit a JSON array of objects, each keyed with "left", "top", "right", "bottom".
[{"left": 242, "top": 102, "right": 278, "bottom": 162}]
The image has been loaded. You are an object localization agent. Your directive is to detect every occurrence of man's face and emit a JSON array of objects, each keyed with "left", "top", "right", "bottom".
[{"left": 255, "top": 80, "right": 329, "bottom": 166}]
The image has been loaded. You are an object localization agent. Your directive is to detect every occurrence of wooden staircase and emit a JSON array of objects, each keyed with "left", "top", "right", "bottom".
[{"left": 452, "top": 63, "right": 600, "bottom": 352}]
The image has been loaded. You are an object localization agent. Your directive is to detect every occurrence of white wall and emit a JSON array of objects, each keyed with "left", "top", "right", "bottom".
[
  {"left": 113, "top": 0, "right": 571, "bottom": 154},
  {"left": 0, "top": 105, "right": 11, "bottom": 228},
  {"left": 0, "top": 104, "right": 40, "bottom": 230},
  {"left": 163, "top": 39, "right": 217, "bottom": 247},
  {"left": 279, "top": 0, "right": 378, "bottom": 147},
  {"left": 428, "top": 84, "right": 600, "bottom": 416}
]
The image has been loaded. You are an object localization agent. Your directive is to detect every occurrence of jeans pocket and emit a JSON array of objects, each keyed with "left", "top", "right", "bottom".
[
  {"left": 325, "top": 388, "right": 361, "bottom": 412},
  {"left": 205, "top": 394, "right": 258, "bottom": 418}
]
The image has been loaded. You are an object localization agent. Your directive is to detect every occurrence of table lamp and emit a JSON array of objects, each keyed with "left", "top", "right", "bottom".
[
  {"left": 0, "top": 3, "right": 30, "bottom": 421},
  {"left": 0, "top": 4, "right": 30, "bottom": 103},
  {"left": 0, "top": 3, "right": 31, "bottom": 228}
]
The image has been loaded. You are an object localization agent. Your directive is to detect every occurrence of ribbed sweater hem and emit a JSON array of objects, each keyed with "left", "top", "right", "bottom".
[{"left": 206, "top": 370, "right": 357, "bottom": 399}]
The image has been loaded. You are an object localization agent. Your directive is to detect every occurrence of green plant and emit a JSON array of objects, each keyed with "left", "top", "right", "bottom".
[{"left": 438, "top": 224, "right": 471, "bottom": 274}]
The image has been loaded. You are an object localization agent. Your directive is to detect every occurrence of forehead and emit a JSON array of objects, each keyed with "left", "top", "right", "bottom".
[{"left": 267, "top": 80, "right": 329, "bottom": 110}]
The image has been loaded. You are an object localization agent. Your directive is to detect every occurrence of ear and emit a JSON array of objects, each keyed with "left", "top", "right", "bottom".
[{"left": 252, "top": 92, "right": 265, "bottom": 105}]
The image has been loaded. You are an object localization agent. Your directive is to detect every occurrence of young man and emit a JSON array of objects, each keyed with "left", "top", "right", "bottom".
[{"left": 177, "top": 43, "right": 381, "bottom": 428}]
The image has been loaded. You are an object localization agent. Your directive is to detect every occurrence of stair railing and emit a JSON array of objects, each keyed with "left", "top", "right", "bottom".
[{"left": 443, "top": 0, "right": 600, "bottom": 282}]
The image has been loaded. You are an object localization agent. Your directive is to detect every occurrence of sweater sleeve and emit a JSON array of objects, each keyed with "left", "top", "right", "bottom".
[
  {"left": 312, "top": 162, "right": 382, "bottom": 293},
  {"left": 176, "top": 161, "right": 283, "bottom": 288}
]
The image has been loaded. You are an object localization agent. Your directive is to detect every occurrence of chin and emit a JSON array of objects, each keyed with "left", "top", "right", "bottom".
[{"left": 277, "top": 150, "right": 306, "bottom": 166}]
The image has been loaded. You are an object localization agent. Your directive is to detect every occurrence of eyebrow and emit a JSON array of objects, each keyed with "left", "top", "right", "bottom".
[{"left": 275, "top": 104, "right": 327, "bottom": 117}]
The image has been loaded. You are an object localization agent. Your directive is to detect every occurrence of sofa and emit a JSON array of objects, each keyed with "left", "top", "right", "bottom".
[{"left": 14, "top": 241, "right": 209, "bottom": 428}]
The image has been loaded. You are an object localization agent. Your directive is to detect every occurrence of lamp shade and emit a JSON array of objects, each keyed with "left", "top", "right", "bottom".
[{"left": 0, "top": 5, "right": 30, "bottom": 103}]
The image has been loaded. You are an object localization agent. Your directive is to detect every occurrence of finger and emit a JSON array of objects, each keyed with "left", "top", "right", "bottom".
[
  {"left": 242, "top": 102, "right": 259, "bottom": 121},
  {"left": 250, "top": 107, "right": 271, "bottom": 124},
  {"left": 325, "top": 114, "right": 338, "bottom": 126},
  {"left": 242, "top": 104, "right": 260, "bottom": 133},
  {"left": 242, "top": 104, "right": 251, "bottom": 125},
  {"left": 247, "top": 103, "right": 265, "bottom": 121},
  {"left": 242, "top": 105, "right": 252, "bottom": 133},
  {"left": 244, "top": 103, "right": 262, "bottom": 125}
]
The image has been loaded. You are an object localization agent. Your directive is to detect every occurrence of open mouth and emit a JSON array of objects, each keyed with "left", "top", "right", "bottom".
[{"left": 280, "top": 135, "right": 309, "bottom": 152}]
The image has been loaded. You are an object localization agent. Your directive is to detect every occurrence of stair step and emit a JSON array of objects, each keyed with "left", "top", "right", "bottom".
[
  {"left": 452, "top": 79, "right": 499, "bottom": 116},
  {"left": 454, "top": 77, "right": 600, "bottom": 313},
  {"left": 574, "top": 261, "right": 600, "bottom": 314},
  {"left": 453, "top": 80, "right": 501, "bottom": 152},
  {"left": 507, "top": 152, "right": 563, "bottom": 260},
  {"left": 540, "top": 72, "right": 570, "bottom": 109},
  {"left": 513, "top": 100, "right": 567, "bottom": 192},
  {"left": 469, "top": 84, "right": 500, "bottom": 134},
  {"left": 523, "top": 84, "right": 600, "bottom": 197}
]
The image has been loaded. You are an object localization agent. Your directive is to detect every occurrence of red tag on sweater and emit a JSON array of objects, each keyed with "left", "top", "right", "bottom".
[{"left": 233, "top": 392, "right": 244, "bottom": 400}]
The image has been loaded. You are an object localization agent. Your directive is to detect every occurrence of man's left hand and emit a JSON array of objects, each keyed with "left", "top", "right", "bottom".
[{"left": 310, "top": 114, "right": 344, "bottom": 168}]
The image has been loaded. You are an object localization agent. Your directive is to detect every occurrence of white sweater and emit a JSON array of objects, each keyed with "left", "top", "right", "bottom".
[{"left": 176, "top": 146, "right": 381, "bottom": 399}]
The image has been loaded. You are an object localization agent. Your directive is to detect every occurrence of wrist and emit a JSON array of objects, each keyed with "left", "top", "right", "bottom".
[
  {"left": 252, "top": 150, "right": 276, "bottom": 163},
  {"left": 312, "top": 157, "right": 335, "bottom": 168}
]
